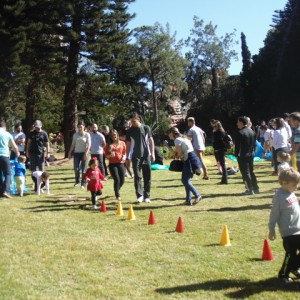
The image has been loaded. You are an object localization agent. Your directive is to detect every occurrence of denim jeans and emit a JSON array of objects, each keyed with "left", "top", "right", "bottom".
[
  {"left": 0, "top": 156, "right": 11, "bottom": 195},
  {"left": 73, "top": 152, "right": 86, "bottom": 186},
  {"left": 181, "top": 158, "right": 200, "bottom": 201}
]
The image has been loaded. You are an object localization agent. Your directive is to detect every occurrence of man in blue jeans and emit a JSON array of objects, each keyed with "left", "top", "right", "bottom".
[
  {"left": 125, "top": 112, "right": 155, "bottom": 203},
  {"left": 235, "top": 116, "right": 259, "bottom": 195},
  {"left": 0, "top": 121, "right": 20, "bottom": 198}
]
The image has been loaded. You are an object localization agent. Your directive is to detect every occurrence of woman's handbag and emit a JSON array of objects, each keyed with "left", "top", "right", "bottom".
[{"left": 169, "top": 159, "right": 183, "bottom": 172}]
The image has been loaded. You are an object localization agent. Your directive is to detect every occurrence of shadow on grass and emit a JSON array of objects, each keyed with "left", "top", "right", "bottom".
[
  {"left": 204, "top": 203, "right": 271, "bottom": 212},
  {"left": 155, "top": 278, "right": 300, "bottom": 298}
]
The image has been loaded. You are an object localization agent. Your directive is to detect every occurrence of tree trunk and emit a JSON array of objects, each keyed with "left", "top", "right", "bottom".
[
  {"left": 24, "top": 80, "right": 37, "bottom": 134},
  {"left": 62, "top": 17, "right": 81, "bottom": 158}
]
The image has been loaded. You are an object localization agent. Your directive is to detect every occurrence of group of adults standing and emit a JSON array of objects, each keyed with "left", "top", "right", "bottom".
[
  {"left": 0, "top": 119, "right": 50, "bottom": 198},
  {"left": 259, "top": 113, "right": 300, "bottom": 175},
  {"left": 68, "top": 112, "right": 156, "bottom": 203}
]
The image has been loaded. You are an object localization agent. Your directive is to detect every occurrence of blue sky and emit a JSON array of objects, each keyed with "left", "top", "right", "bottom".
[{"left": 128, "top": 0, "right": 287, "bottom": 75}]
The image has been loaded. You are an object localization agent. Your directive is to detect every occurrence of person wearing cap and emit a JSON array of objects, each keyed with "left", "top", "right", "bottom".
[
  {"left": 0, "top": 120, "right": 20, "bottom": 198},
  {"left": 26, "top": 120, "right": 50, "bottom": 174}
]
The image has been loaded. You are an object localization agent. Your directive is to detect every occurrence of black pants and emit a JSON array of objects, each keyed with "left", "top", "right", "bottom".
[
  {"left": 279, "top": 235, "right": 300, "bottom": 278},
  {"left": 109, "top": 163, "right": 125, "bottom": 198},
  {"left": 132, "top": 156, "right": 151, "bottom": 199},
  {"left": 237, "top": 156, "right": 258, "bottom": 191},
  {"left": 214, "top": 149, "right": 228, "bottom": 183},
  {"left": 90, "top": 190, "right": 102, "bottom": 205}
]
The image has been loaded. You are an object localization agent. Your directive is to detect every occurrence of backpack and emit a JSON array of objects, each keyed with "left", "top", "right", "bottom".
[
  {"left": 223, "top": 133, "right": 234, "bottom": 149},
  {"left": 169, "top": 159, "right": 183, "bottom": 172}
]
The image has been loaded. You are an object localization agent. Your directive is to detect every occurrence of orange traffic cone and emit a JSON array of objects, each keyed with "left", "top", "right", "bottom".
[
  {"left": 262, "top": 239, "right": 273, "bottom": 261},
  {"left": 128, "top": 205, "right": 136, "bottom": 220},
  {"left": 116, "top": 201, "right": 124, "bottom": 216},
  {"left": 100, "top": 200, "right": 107, "bottom": 213},
  {"left": 220, "top": 225, "right": 231, "bottom": 246},
  {"left": 175, "top": 216, "right": 184, "bottom": 233},
  {"left": 148, "top": 210, "right": 156, "bottom": 225}
]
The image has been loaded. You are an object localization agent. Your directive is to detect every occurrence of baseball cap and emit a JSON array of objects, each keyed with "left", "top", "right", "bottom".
[{"left": 33, "top": 120, "right": 42, "bottom": 128}]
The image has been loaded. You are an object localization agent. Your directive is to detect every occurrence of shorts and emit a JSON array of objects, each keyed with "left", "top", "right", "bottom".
[{"left": 15, "top": 176, "right": 25, "bottom": 189}]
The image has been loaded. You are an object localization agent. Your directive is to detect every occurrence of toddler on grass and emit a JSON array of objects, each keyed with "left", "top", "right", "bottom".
[
  {"left": 14, "top": 155, "right": 27, "bottom": 197},
  {"left": 268, "top": 168, "right": 300, "bottom": 283},
  {"left": 84, "top": 158, "right": 106, "bottom": 209},
  {"left": 277, "top": 150, "right": 291, "bottom": 174},
  {"left": 32, "top": 171, "right": 50, "bottom": 195}
]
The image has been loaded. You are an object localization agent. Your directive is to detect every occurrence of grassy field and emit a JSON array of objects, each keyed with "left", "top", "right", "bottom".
[{"left": 1, "top": 156, "right": 300, "bottom": 299}]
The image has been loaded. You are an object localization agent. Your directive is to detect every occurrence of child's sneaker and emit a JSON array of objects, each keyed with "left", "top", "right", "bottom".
[{"left": 93, "top": 205, "right": 99, "bottom": 210}]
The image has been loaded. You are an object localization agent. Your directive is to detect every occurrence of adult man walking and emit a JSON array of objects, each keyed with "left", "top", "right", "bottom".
[
  {"left": 11, "top": 123, "right": 26, "bottom": 160},
  {"left": 187, "top": 117, "right": 209, "bottom": 179},
  {"left": 235, "top": 116, "right": 259, "bottom": 195},
  {"left": 0, "top": 121, "right": 20, "bottom": 198},
  {"left": 90, "top": 123, "right": 106, "bottom": 175},
  {"left": 26, "top": 120, "right": 50, "bottom": 173},
  {"left": 125, "top": 112, "right": 155, "bottom": 203}
]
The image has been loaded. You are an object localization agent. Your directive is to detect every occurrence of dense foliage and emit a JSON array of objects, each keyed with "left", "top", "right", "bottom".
[{"left": 0, "top": 0, "right": 298, "bottom": 149}]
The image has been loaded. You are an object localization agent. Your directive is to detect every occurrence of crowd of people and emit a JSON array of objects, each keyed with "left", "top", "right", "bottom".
[{"left": 1, "top": 111, "right": 300, "bottom": 283}]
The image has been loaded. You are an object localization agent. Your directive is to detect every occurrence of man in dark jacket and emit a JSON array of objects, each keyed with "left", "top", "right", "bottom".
[{"left": 235, "top": 116, "right": 259, "bottom": 195}]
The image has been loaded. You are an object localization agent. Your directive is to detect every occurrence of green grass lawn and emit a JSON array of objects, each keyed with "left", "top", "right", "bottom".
[{"left": 1, "top": 157, "right": 300, "bottom": 299}]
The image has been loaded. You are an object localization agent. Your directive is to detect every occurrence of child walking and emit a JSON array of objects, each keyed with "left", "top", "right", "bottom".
[
  {"left": 277, "top": 151, "right": 291, "bottom": 174},
  {"left": 32, "top": 171, "right": 50, "bottom": 195},
  {"left": 14, "top": 155, "right": 27, "bottom": 197},
  {"left": 84, "top": 158, "right": 106, "bottom": 209},
  {"left": 268, "top": 168, "right": 300, "bottom": 283}
]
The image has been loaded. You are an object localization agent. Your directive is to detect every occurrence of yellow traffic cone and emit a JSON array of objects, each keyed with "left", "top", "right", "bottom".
[
  {"left": 116, "top": 201, "right": 124, "bottom": 216},
  {"left": 128, "top": 205, "right": 136, "bottom": 221},
  {"left": 220, "top": 225, "right": 231, "bottom": 246},
  {"left": 292, "top": 153, "right": 297, "bottom": 169}
]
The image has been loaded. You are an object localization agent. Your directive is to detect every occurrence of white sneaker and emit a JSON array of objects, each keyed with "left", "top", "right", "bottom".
[
  {"left": 93, "top": 205, "right": 98, "bottom": 210},
  {"left": 137, "top": 196, "right": 144, "bottom": 203},
  {"left": 81, "top": 185, "right": 85, "bottom": 189},
  {"left": 144, "top": 198, "right": 151, "bottom": 203}
]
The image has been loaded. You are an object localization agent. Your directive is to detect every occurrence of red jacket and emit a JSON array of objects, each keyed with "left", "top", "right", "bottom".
[
  {"left": 104, "top": 141, "right": 126, "bottom": 164},
  {"left": 84, "top": 167, "right": 105, "bottom": 192}
]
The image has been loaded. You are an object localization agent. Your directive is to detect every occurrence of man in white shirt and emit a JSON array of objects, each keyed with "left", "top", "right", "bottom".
[
  {"left": 187, "top": 117, "right": 209, "bottom": 180},
  {"left": 90, "top": 123, "right": 106, "bottom": 175},
  {"left": 11, "top": 124, "right": 26, "bottom": 159}
]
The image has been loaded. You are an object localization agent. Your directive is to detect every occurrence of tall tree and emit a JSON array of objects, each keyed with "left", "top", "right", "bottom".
[
  {"left": 60, "top": 0, "right": 135, "bottom": 156},
  {"left": 240, "top": 32, "right": 252, "bottom": 112},
  {"left": 132, "top": 23, "right": 188, "bottom": 124},
  {"left": 185, "top": 16, "right": 238, "bottom": 98},
  {"left": 275, "top": 0, "right": 300, "bottom": 112}
]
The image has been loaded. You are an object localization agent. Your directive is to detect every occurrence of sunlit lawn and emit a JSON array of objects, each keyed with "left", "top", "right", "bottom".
[{"left": 0, "top": 156, "right": 300, "bottom": 299}]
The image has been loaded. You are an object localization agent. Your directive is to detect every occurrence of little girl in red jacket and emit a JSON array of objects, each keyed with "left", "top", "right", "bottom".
[{"left": 84, "top": 158, "right": 106, "bottom": 209}]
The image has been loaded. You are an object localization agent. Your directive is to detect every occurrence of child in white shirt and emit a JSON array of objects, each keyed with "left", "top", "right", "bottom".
[{"left": 32, "top": 171, "right": 50, "bottom": 195}]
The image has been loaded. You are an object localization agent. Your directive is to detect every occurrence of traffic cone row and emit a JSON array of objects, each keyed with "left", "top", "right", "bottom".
[{"left": 97, "top": 200, "right": 274, "bottom": 259}]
